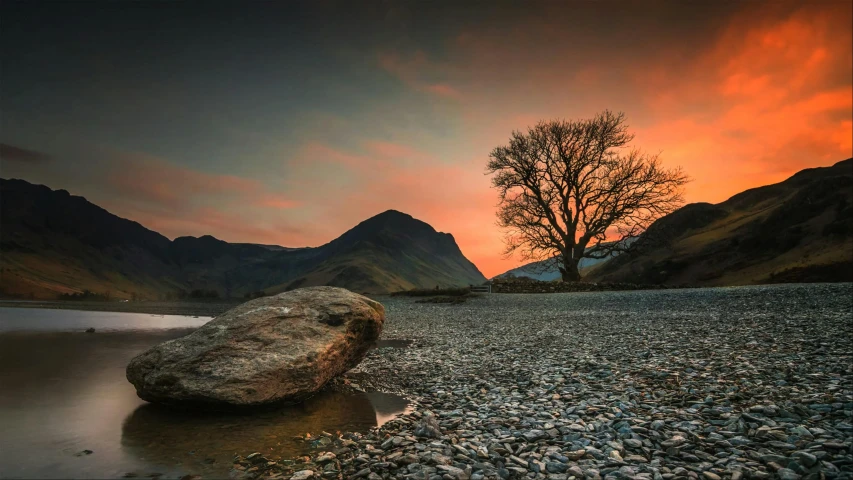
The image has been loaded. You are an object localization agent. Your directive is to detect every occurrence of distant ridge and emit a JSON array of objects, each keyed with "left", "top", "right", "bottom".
[
  {"left": 587, "top": 159, "right": 853, "bottom": 285},
  {"left": 0, "top": 179, "right": 486, "bottom": 299}
]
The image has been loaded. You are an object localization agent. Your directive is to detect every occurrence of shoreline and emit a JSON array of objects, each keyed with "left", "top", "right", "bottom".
[
  {"left": 1, "top": 281, "right": 845, "bottom": 317},
  {"left": 0, "top": 299, "right": 239, "bottom": 317}
]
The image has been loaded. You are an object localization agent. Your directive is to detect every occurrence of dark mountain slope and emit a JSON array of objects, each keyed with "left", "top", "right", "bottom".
[
  {"left": 1, "top": 179, "right": 171, "bottom": 255},
  {"left": 0, "top": 179, "right": 184, "bottom": 298},
  {"left": 0, "top": 180, "right": 485, "bottom": 298},
  {"left": 588, "top": 159, "right": 853, "bottom": 285},
  {"left": 268, "top": 210, "right": 487, "bottom": 293}
]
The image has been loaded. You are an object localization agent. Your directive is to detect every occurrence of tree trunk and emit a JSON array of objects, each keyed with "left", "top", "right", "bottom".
[{"left": 558, "top": 258, "right": 582, "bottom": 282}]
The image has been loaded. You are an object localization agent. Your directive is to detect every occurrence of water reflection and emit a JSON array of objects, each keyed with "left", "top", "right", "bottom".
[
  {"left": 0, "top": 306, "right": 210, "bottom": 332},
  {"left": 0, "top": 309, "right": 410, "bottom": 479},
  {"left": 367, "top": 392, "right": 412, "bottom": 425},
  {"left": 120, "top": 392, "right": 410, "bottom": 475}
]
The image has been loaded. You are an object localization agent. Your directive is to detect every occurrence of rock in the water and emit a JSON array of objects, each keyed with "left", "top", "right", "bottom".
[{"left": 126, "top": 287, "right": 384, "bottom": 408}]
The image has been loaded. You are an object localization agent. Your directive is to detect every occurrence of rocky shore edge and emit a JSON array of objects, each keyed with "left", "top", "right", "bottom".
[
  {"left": 228, "top": 393, "right": 851, "bottom": 480},
  {"left": 488, "top": 278, "right": 690, "bottom": 294}
]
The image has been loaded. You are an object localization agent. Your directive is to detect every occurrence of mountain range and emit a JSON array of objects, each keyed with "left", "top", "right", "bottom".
[
  {"left": 0, "top": 179, "right": 486, "bottom": 299},
  {"left": 3, "top": 159, "right": 850, "bottom": 299}
]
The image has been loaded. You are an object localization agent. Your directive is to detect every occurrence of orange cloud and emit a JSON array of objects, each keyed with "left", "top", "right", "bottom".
[
  {"left": 125, "top": 206, "right": 305, "bottom": 246},
  {"left": 630, "top": 4, "right": 852, "bottom": 201},
  {"left": 422, "top": 83, "right": 462, "bottom": 99},
  {"left": 105, "top": 149, "right": 261, "bottom": 208},
  {"left": 86, "top": 147, "right": 304, "bottom": 244},
  {"left": 377, "top": 51, "right": 462, "bottom": 100},
  {"left": 255, "top": 195, "right": 300, "bottom": 209},
  {"left": 297, "top": 142, "right": 383, "bottom": 168}
]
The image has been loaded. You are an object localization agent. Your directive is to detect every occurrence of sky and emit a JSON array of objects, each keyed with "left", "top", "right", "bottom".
[{"left": 1, "top": 0, "right": 851, "bottom": 277}]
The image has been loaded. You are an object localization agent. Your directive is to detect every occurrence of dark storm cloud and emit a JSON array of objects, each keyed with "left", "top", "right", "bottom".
[{"left": 0, "top": 144, "right": 51, "bottom": 163}]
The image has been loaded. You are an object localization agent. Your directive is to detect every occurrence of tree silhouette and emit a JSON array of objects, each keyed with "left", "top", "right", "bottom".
[{"left": 487, "top": 111, "right": 689, "bottom": 281}]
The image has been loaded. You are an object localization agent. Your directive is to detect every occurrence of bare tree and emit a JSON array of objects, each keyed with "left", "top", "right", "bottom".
[{"left": 487, "top": 111, "right": 689, "bottom": 282}]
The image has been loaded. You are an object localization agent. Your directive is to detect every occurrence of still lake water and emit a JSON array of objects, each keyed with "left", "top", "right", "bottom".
[{"left": 0, "top": 308, "right": 411, "bottom": 479}]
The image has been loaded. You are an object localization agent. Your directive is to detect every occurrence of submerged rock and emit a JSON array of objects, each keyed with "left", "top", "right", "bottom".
[{"left": 126, "top": 286, "right": 384, "bottom": 408}]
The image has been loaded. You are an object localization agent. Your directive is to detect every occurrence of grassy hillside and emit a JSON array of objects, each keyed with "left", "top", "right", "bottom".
[
  {"left": 0, "top": 179, "right": 485, "bottom": 298},
  {"left": 588, "top": 159, "right": 853, "bottom": 285}
]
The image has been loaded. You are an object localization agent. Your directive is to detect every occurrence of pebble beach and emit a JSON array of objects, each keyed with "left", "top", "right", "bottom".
[{"left": 232, "top": 283, "right": 853, "bottom": 480}]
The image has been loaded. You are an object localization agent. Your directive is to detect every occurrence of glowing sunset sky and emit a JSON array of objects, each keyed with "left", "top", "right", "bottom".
[{"left": 1, "top": 1, "right": 851, "bottom": 277}]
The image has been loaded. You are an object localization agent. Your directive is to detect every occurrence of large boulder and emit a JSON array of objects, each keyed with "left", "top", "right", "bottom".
[{"left": 126, "top": 286, "right": 384, "bottom": 408}]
